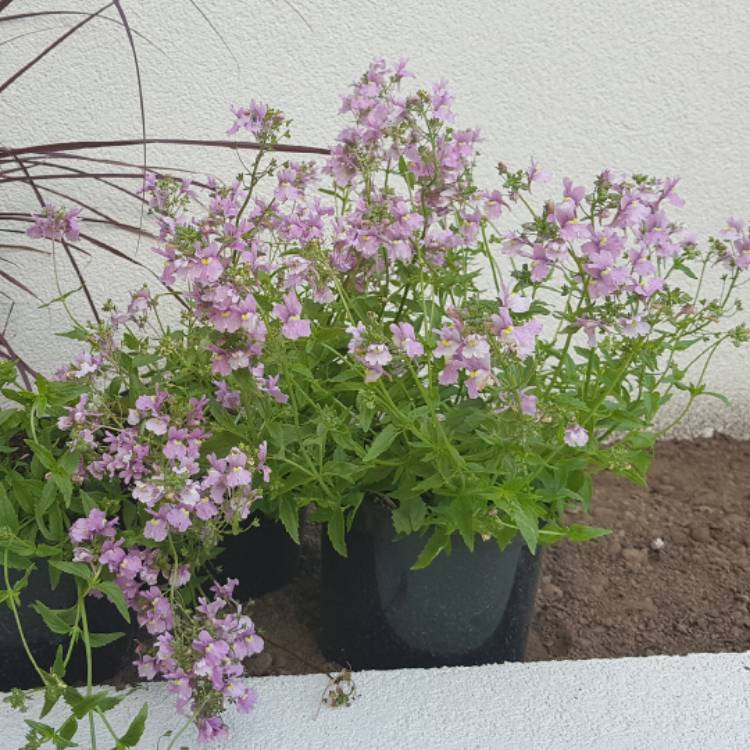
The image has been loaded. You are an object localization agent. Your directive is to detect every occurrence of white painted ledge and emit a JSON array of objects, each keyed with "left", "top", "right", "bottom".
[{"left": 3, "top": 652, "right": 750, "bottom": 749}]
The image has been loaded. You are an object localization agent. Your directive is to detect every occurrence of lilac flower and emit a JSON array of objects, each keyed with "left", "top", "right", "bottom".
[
  {"left": 26, "top": 204, "right": 82, "bottom": 242},
  {"left": 483, "top": 190, "right": 506, "bottom": 219},
  {"left": 576, "top": 317, "right": 605, "bottom": 348},
  {"left": 491, "top": 309, "right": 542, "bottom": 360},
  {"left": 214, "top": 380, "right": 241, "bottom": 410},
  {"left": 144, "top": 513, "right": 169, "bottom": 542},
  {"left": 69, "top": 509, "right": 117, "bottom": 544},
  {"left": 390, "top": 322, "right": 424, "bottom": 358},
  {"left": 227, "top": 100, "right": 277, "bottom": 137},
  {"left": 619, "top": 315, "right": 650, "bottom": 338},
  {"left": 564, "top": 424, "right": 589, "bottom": 448},
  {"left": 585, "top": 252, "right": 630, "bottom": 298},
  {"left": 198, "top": 717, "right": 229, "bottom": 743},
  {"left": 275, "top": 167, "right": 301, "bottom": 202},
  {"left": 57, "top": 394, "right": 92, "bottom": 431},
  {"left": 272, "top": 291, "right": 311, "bottom": 340},
  {"left": 433, "top": 321, "right": 463, "bottom": 360},
  {"left": 364, "top": 343, "right": 392, "bottom": 367},
  {"left": 461, "top": 334, "right": 491, "bottom": 360},
  {"left": 519, "top": 390, "right": 538, "bottom": 416},
  {"left": 526, "top": 158, "right": 551, "bottom": 185},
  {"left": 166, "top": 505, "right": 192, "bottom": 533},
  {"left": 463, "top": 360, "right": 492, "bottom": 399}
]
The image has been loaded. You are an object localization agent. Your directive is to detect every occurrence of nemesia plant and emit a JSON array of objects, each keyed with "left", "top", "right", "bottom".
[
  {"left": 138, "top": 58, "right": 748, "bottom": 566},
  {"left": 4, "top": 56, "right": 748, "bottom": 747},
  {"left": 1, "top": 285, "right": 269, "bottom": 745}
]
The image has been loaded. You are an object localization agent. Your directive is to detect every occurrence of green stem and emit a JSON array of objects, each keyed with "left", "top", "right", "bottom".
[{"left": 2, "top": 551, "right": 46, "bottom": 683}]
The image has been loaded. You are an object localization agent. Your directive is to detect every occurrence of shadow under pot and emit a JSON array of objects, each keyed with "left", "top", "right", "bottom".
[
  {"left": 0, "top": 565, "right": 136, "bottom": 691},
  {"left": 213, "top": 515, "right": 301, "bottom": 600},
  {"left": 320, "top": 502, "right": 542, "bottom": 670}
]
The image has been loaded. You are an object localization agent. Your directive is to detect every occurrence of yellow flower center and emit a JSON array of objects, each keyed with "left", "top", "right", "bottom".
[
  {"left": 200, "top": 257, "right": 211, "bottom": 265},
  {"left": 502, "top": 325, "right": 514, "bottom": 335}
]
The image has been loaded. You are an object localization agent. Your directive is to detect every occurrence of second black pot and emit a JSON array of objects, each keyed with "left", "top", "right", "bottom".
[
  {"left": 0, "top": 566, "right": 134, "bottom": 690},
  {"left": 213, "top": 515, "right": 301, "bottom": 599},
  {"left": 320, "top": 502, "right": 542, "bottom": 670}
]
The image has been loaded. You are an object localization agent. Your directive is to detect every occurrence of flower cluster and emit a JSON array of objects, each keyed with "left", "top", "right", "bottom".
[
  {"left": 70, "top": 510, "right": 262, "bottom": 741},
  {"left": 26, "top": 203, "right": 82, "bottom": 242}
]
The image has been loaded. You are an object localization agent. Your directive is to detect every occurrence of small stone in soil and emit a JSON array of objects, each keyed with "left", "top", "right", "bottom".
[
  {"left": 689, "top": 524, "right": 713, "bottom": 543},
  {"left": 542, "top": 582, "right": 563, "bottom": 600}
]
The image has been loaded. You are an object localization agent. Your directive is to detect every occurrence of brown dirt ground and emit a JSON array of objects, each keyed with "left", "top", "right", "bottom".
[{"left": 245, "top": 435, "right": 750, "bottom": 676}]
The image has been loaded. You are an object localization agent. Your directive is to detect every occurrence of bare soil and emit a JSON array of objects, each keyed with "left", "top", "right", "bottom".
[{"left": 245, "top": 435, "right": 750, "bottom": 676}]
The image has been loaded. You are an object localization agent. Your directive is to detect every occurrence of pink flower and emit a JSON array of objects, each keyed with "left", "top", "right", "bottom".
[
  {"left": 364, "top": 343, "right": 392, "bottom": 367},
  {"left": 619, "top": 315, "right": 650, "bottom": 338},
  {"left": 564, "top": 424, "right": 589, "bottom": 448},
  {"left": 26, "top": 204, "right": 82, "bottom": 242},
  {"left": 272, "top": 291, "right": 311, "bottom": 340},
  {"left": 390, "top": 322, "right": 424, "bottom": 358}
]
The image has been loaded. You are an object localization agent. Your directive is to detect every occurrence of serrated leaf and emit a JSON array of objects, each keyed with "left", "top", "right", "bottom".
[
  {"left": 566, "top": 524, "right": 611, "bottom": 543},
  {"left": 30, "top": 601, "right": 77, "bottom": 635},
  {"left": 364, "top": 425, "right": 400, "bottom": 462},
  {"left": 277, "top": 496, "right": 300, "bottom": 544},
  {"left": 411, "top": 529, "right": 451, "bottom": 570},
  {"left": 119, "top": 703, "right": 148, "bottom": 747},
  {"left": 327, "top": 508, "right": 347, "bottom": 557},
  {"left": 508, "top": 500, "right": 539, "bottom": 554},
  {"left": 87, "top": 631, "right": 125, "bottom": 648},
  {"left": 0, "top": 485, "right": 18, "bottom": 532},
  {"left": 391, "top": 496, "right": 427, "bottom": 535},
  {"left": 453, "top": 494, "right": 475, "bottom": 551},
  {"left": 49, "top": 560, "right": 92, "bottom": 581}
]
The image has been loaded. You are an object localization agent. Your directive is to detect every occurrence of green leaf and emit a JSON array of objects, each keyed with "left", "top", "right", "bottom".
[
  {"left": 0, "top": 485, "right": 18, "bottom": 532},
  {"left": 363, "top": 424, "right": 400, "bottom": 462},
  {"left": 64, "top": 687, "right": 124, "bottom": 719},
  {"left": 0, "top": 527, "right": 36, "bottom": 556},
  {"left": 327, "top": 508, "right": 347, "bottom": 557},
  {"left": 87, "top": 631, "right": 125, "bottom": 648},
  {"left": 566, "top": 524, "right": 611, "bottom": 543},
  {"left": 49, "top": 560, "right": 92, "bottom": 581},
  {"left": 453, "top": 494, "right": 475, "bottom": 551},
  {"left": 119, "top": 703, "right": 148, "bottom": 747},
  {"left": 94, "top": 581, "right": 131, "bottom": 624},
  {"left": 391, "top": 496, "right": 427, "bottom": 535},
  {"left": 277, "top": 496, "right": 300, "bottom": 544},
  {"left": 508, "top": 500, "right": 539, "bottom": 554},
  {"left": 30, "top": 601, "right": 77, "bottom": 635},
  {"left": 56, "top": 715, "right": 79, "bottom": 747},
  {"left": 411, "top": 529, "right": 451, "bottom": 570},
  {"left": 40, "top": 682, "right": 64, "bottom": 719}
]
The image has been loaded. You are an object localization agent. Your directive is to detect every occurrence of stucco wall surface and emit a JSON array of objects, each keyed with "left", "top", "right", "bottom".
[
  {"left": 2, "top": 652, "right": 750, "bottom": 749},
  {"left": 1, "top": 1, "right": 749, "bottom": 435}
]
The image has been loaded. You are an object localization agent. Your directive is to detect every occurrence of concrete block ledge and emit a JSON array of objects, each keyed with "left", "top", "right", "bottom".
[{"left": 2, "top": 652, "right": 749, "bottom": 749}]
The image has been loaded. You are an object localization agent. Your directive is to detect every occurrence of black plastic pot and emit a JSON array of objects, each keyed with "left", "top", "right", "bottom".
[
  {"left": 0, "top": 565, "right": 135, "bottom": 690},
  {"left": 214, "top": 515, "right": 301, "bottom": 599},
  {"left": 320, "top": 503, "right": 542, "bottom": 670}
]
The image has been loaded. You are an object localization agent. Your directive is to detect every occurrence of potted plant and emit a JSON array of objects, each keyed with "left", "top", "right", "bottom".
[
  {"left": 135, "top": 59, "right": 749, "bottom": 670},
  {"left": 1, "top": 282, "right": 271, "bottom": 743}
]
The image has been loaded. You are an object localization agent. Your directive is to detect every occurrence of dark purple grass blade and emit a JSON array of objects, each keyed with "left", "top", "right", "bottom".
[
  {"left": 0, "top": 2, "right": 114, "bottom": 94},
  {"left": 0, "top": 268, "right": 40, "bottom": 299},
  {"left": 0, "top": 10, "right": 167, "bottom": 55},
  {"left": 186, "top": 1, "right": 240, "bottom": 74},
  {"left": 8, "top": 154, "right": 101, "bottom": 323},
  {"left": 4, "top": 138, "right": 331, "bottom": 158}
]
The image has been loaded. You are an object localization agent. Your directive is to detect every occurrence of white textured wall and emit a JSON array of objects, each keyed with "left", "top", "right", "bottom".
[
  {"left": 2, "top": 1, "right": 749, "bottom": 435},
  {"left": 2, "top": 654, "right": 750, "bottom": 749}
]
